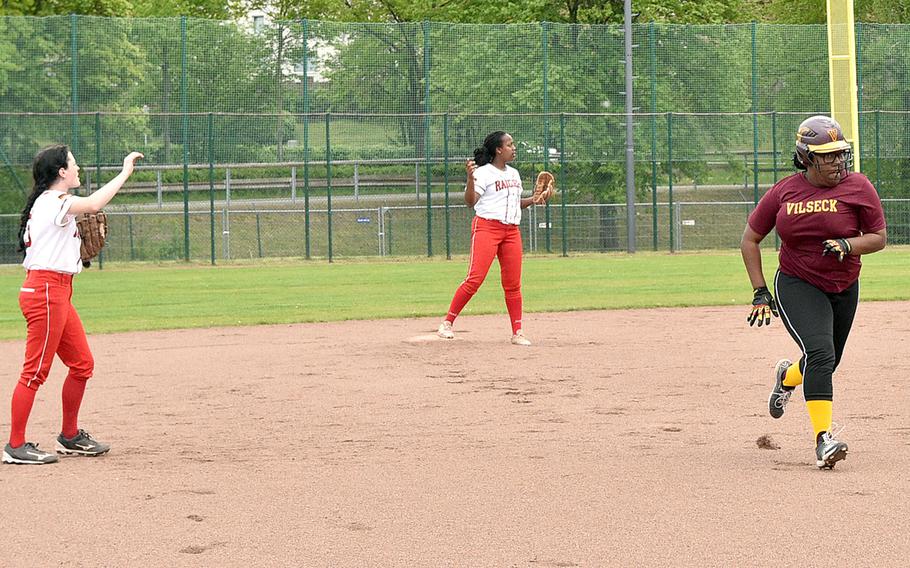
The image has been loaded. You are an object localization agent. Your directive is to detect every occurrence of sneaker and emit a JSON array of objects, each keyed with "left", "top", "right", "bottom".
[
  {"left": 510, "top": 331, "right": 532, "bottom": 346},
  {"left": 2, "top": 442, "right": 59, "bottom": 465},
  {"left": 437, "top": 321, "right": 454, "bottom": 339},
  {"left": 55, "top": 430, "right": 111, "bottom": 457},
  {"left": 768, "top": 358, "right": 795, "bottom": 419},
  {"left": 815, "top": 430, "right": 848, "bottom": 469}
]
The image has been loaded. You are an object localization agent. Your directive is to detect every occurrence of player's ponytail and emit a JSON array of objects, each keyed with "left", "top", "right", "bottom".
[
  {"left": 17, "top": 144, "right": 70, "bottom": 255},
  {"left": 473, "top": 131, "right": 507, "bottom": 167}
]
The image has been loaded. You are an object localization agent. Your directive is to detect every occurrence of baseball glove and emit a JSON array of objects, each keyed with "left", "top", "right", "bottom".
[
  {"left": 76, "top": 211, "right": 108, "bottom": 267},
  {"left": 531, "top": 171, "right": 556, "bottom": 205}
]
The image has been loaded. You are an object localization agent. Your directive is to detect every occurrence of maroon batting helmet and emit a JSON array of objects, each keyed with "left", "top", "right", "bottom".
[{"left": 794, "top": 115, "right": 853, "bottom": 170}]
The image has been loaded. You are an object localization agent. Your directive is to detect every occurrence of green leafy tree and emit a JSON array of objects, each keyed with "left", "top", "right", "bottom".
[{"left": 760, "top": 0, "right": 910, "bottom": 24}]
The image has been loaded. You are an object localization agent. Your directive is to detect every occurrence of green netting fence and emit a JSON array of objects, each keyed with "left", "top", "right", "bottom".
[{"left": 1, "top": 18, "right": 909, "bottom": 264}]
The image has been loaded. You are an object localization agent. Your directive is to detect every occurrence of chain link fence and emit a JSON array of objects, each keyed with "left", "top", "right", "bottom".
[
  {"left": 2, "top": 17, "right": 909, "bottom": 263},
  {"left": 3, "top": 198, "right": 908, "bottom": 264}
]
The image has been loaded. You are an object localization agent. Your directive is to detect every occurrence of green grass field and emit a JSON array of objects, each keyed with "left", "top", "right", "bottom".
[{"left": 1, "top": 248, "right": 908, "bottom": 340}]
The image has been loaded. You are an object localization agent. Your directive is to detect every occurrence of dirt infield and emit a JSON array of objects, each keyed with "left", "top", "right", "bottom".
[{"left": 1, "top": 303, "right": 908, "bottom": 567}]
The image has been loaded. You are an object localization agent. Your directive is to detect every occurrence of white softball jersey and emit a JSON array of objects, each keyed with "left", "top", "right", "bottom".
[
  {"left": 22, "top": 190, "right": 83, "bottom": 274},
  {"left": 471, "top": 163, "right": 524, "bottom": 225}
]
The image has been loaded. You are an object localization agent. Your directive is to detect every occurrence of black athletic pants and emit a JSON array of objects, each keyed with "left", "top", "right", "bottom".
[{"left": 773, "top": 270, "right": 859, "bottom": 401}]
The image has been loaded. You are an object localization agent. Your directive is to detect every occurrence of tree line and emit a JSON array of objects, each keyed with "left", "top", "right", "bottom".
[{"left": 2, "top": 0, "right": 910, "bottom": 24}]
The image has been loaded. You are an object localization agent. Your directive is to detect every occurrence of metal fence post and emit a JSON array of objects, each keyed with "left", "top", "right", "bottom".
[
  {"left": 387, "top": 208, "right": 393, "bottom": 256},
  {"left": 378, "top": 206, "right": 385, "bottom": 256},
  {"left": 302, "top": 19, "right": 311, "bottom": 259},
  {"left": 326, "top": 112, "right": 333, "bottom": 262},
  {"left": 650, "top": 22, "right": 658, "bottom": 251},
  {"left": 222, "top": 207, "right": 230, "bottom": 260},
  {"left": 772, "top": 111, "right": 780, "bottom": 251},
  {"left": 156, "top": 170, "right": 163, "bottom": 208},
  {"left": 95, "top": 112, "right": 103, "bottom": 269},
  {"left": 771, "top": 111, "right": 778, "bottom": 183},
  {"left": 353, "top": 162, "right": 359, "bottom": 203},
  {"left": 875, "top": 109, "right": 881, "bottom": 190},
  {"left": 542, "top": 21, "right": 550, "bottom": 172},
  {"left": 667, "top": 112, "right": 674, "bottom": 252},
  {"left": 208, "top": 112, "right": 215, "bottom": 265},
  {"left": 856, "top": 22, "right": 863, "bottom": 151},
  {"left": 751, "top": 21, "right": 759, "bottom": 206},
  {"left": 559, "top": 113, "right": 567, "bottom": 257},
  {"left": 71, "top": 14, "right": 79, "bottom": 159},
  {"left": 424, "top": 20, "right": 433, "bottom": 258},
  {"left": 225, "top": 168, "right": 231, "bottom": 205},
  {"left": 181, "top": 15, "right": 190, "bottom": 261},
  {"left": 256, "top": 212, "right": 263, "bottom": 257},
  {"left": 674, "top": 203, "right": 682, "bottom": 251},
  {"left": 444, "top": 112, "right": 451, "bottom": 260},
  {"left": 623, "top": 0, "right": 636, "bottom": 253},
  {"left": 542, "top": 20, "right": 550, "bottom": 256},
  {"left": 128, "top": 213, "right": 135, "bottom": 261}
]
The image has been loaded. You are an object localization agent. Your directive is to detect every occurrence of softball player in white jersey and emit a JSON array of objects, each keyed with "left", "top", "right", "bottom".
[
  {"left": 437, "top": 131, "right": 540, "bottom": 345},
  {"left": 4, "top": 145, "right": 142, "bottom": 465}
]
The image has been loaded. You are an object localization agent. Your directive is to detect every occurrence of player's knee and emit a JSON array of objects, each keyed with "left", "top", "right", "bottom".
[
  {"left": 18, "top": 375, "right": 44, "bottom": 390},
  {"left": 460, "top": 280, "right": 481, "bottom": 295},
  {"left": 501, "top": 276, "right": 521, "bottom": 294},
  {"left": 805, "top": 346, "right": 835, "bottom": 373},
  {"left": 803, "top": 347, "right": 835, "bottom": 394},
  {"left": 804, "top": 390, "right": 833, "bottom": 402},
  {"left": 68, "top": 356, "right": 94, "bottom": 380}
]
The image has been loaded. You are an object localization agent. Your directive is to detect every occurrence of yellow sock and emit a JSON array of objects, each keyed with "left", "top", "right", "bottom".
[
  {"left": 806, "top": 400, "right": 833, "bottom": 439},
  {"left": 782, "top": 363, "right": 803, "bottom": 388}
]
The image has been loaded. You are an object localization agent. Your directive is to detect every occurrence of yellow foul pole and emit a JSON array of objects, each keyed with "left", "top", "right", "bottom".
[{"left": 827, "top": 0, "right": 861, "bottom": 171}]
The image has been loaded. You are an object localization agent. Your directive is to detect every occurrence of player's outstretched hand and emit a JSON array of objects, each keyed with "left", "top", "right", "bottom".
[
  {"left": 122, "top": 152, "right": 144, "bottom": 176},
  {"left": 822, "top": 238, "right": 851, "bottom": 262},
  {"left": 747, "top": 286, "right": 778, "bottom": 327}
]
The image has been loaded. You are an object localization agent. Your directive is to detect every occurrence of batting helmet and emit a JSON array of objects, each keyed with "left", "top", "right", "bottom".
[{"left": 794, "top": 115, "right": 853, "bottom": 170}]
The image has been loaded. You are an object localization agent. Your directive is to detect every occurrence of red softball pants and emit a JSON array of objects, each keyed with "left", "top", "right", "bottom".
[
  {"left": 445, "top": 216, "right": 523, "bottom": 334},
  {"left": 18, "top": 270, "right": 94, "bottom": 389}
]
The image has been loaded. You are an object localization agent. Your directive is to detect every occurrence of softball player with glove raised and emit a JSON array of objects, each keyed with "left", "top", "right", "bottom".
[
  {"left": 437, "top": 131, "right": 554, "bottom": 346},
  {"left": 741, "top": 116, "right": 886, "bottom": 469},
  {"left": 3, "top": 145, "right": 142, "bottom": 465}
]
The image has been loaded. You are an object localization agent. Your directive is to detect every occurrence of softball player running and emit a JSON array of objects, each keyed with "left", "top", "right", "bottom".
[
  {"left": 3, "top": 145, "right": 142, "bottom": 465},
  {"left": 437, "top": 131, "right": 541, "bottom": 346},
  {"left": 741, "top": 116, "right": 886, "bottom": 469}
]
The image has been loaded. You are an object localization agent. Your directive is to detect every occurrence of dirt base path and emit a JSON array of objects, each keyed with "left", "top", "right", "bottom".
[{"left": 1, "top": 303, "right": 908, "bottom": 567}]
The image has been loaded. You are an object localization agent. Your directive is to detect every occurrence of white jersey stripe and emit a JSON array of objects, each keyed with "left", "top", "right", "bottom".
[
  {"left": 462, "top": 216, "right": 478, "bottom": 284},
  {"left": 26, "top": 283, "right": 52, "bottom": 388},
  {"left": 774, "top": 269, "right": 808, "bottom": 375}
]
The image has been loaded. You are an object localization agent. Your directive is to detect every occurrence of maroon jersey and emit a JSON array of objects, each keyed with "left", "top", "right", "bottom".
[{"left": 748, "top": 172, "right": 886, "bottom": 293}]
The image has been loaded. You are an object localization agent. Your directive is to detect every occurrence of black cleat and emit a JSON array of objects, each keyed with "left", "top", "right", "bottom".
[
  {"left": 56, "top": 430, "right": 111, "bottom": 457},
  {"left": 769, "top": 359, "right": 795, "bottom": 419},
  {"left": 816, "top": 431, "right": 848, "bottom": 469}
]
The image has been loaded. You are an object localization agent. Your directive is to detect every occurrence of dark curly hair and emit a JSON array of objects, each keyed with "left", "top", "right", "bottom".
[{"left": 472, "top": 131, "right": 508, "bottom": 167}]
